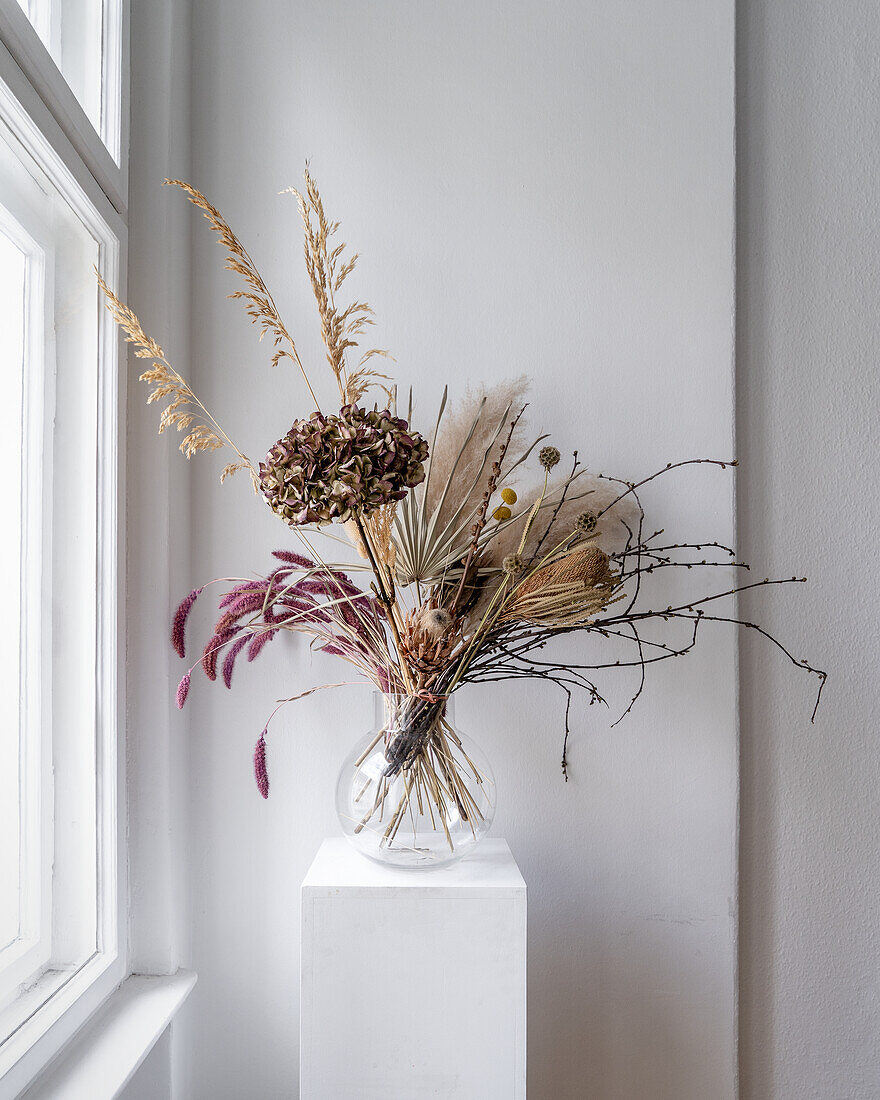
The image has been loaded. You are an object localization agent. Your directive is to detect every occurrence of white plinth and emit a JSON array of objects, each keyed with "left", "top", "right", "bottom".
[{"left": 301, "top": 838, "right": 527, "bottom": 1099}]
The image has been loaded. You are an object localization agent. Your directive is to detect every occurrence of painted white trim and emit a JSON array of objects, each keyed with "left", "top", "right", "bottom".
[
  {"left": 0, "top": 34, "right": 123, "bottom": 236},
  {"left": 23, "top": 971, "right": 197, "bottom": 1099},
  {"left": 0, "top": 953, "right": 124, "bottom": 1097},
  {"left": 0, "top": 39, "right": 128, "bottom": 1096},
  {"left": 0, "top": 0, "right": 126, "bottom": 213},
  {"left": 0, "top": 198, "right": 51, "bottom": 1007}
]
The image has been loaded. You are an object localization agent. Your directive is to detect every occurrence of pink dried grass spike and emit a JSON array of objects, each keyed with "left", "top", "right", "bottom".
[
  {"left": 247, "top": 630, "right": 277, "bottom": 661},
  {"left": 176, "top": 673, "right": 191, "bottom": 709},
  {"left": 221, "top": 634, "right": 250, "bottom": 688},
  {"left": 171, "top": 586, "right": 203, "bottom": 659},
  {"left": 254, "top": 731, "right": 269, "bottom": 799}
]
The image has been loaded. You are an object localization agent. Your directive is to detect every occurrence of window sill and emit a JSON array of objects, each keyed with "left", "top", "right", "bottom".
[{"left": 22, "top": 970, "right": 196, "bottom": 1099}]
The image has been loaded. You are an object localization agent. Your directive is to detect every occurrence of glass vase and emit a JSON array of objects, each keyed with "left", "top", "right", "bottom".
[{"left": 335, "top": 693, "right": 496, "bottom": 869}]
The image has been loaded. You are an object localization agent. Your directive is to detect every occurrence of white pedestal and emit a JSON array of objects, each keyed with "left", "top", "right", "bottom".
[{"left": 301, "top": 838, "right": 527, "bottom": 1099}]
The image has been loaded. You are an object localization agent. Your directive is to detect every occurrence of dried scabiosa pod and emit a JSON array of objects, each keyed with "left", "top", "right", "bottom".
[
  {"left": 574, "top": 510, "right": 598, "bottom": 535},
  {"left": 539, "top": 445, "right": 561, "bottom": 470},
  {"left": 502, "top": 554, "right": 524, "bottom": 576}
]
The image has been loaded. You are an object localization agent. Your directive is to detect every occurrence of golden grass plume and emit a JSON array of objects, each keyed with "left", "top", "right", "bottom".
[
  {"left": 164, "top": 178, "right": 322, "bottom": 410},
  {"left": 284, "top": 166, "right": 392, "bottom": 407},
  {"left": 96, "top": 270, "right": 257, "bottom": 487}
]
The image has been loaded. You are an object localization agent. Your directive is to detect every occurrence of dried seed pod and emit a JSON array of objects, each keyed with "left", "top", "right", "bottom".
[
  {"left": 502, "top": 554, "right": 524, "bottom": 576},
  {"left": 574, "top": 510, "right": 598, "bottom": 535},
  {"left": 539, "top": 445, "right": 561, "bottom": 470}
]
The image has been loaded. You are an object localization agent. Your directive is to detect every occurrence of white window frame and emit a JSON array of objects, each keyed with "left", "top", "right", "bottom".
[
  {"left": 0, "top": 1, "right": 128, "bottom": 1091},
  {"left": 0, "top": 0, "right": 128, "bottom": 212},
  {"left": 0, "top": 180, "right": 52, "bottom": 1009}
]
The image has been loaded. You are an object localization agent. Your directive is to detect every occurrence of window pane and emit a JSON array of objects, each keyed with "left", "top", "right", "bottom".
[
  {"left": 0, "top": 104, "right": 106, "bottom": 1017},
  {"left": 15, "top": 0, "right": 120, "bottom": 159}
]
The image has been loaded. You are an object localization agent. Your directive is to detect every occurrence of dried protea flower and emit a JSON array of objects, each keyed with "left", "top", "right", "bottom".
[
  {"left": 417, "top": 606, "right": 452, "bottom": 640},
  {"left": 576, "top": 545, "right": 611, "bottom": 584},
  {"left": 502, "top": 544, "right": 620, "bottom": 627},
  {"left": 575, "top": 510, "right": 597, "bottom": 535},
  {"left": 502, "top": 553, "right": 523, "bottom": 576},
  {"left": 259, "top": 405, "right": 428, "bottom": 526},
  {"left": 539, "top": 445, "right": 561, "bottom": 470}
]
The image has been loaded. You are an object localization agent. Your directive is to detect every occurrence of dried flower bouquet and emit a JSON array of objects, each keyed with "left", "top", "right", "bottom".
[{"left": 100, "top": 169, "right": 825, "bottom": 860}]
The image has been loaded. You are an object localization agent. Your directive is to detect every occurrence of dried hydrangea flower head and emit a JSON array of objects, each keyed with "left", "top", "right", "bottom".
[
  {"left": 539, "top": 445, "right": 561, "bottom": 470},
  {"left": 259, "top": 404, "right": 428, "bottom": 526}
]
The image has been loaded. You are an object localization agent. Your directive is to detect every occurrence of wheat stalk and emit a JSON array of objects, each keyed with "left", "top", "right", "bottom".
[
  {"left": 97, "top": 270, "right": 257, "bottom": 487},
  {"left": 284, "top": 166, "right": 392, "bottom": 406},
  {"left": 164, "top": 179, "right": 322, "bottom": 411}
]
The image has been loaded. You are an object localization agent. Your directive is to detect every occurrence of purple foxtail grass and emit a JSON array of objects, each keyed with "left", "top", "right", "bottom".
[
  {"left": 176, "top": 673, "right": 191, "bottom": 709},
  {"left": 271, "top": 549, "right": 314, "bottom": 568},
  {"left": 171, "top": 586, "right": 203, "bottom": 658},
  {"left": 254, "top": 731, "right": 269, "bottom": 799},
  {"left": 202, "top": 630, "right": 236, "bottom": 680},
  {"left": 247, "top": 630, "right": 277, "bottom": 661},
  {"left": 222, "top": 634, "right": 250, "bottom": 688}
]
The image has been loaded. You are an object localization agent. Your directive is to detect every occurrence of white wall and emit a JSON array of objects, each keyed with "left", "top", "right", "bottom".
[
  {"left": 737, "top": 2, "right": 880, "bottom": 1097},
  {"left": 159, "top": 3, "right": 737, "bottom": 1097},
  {"left": 127, "top": 0, "right": 193, "bottom": 977}
]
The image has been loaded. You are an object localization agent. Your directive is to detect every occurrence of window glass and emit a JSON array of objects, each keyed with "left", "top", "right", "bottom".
[
  {"left": 15, "top": 0, "right": 119, "bottom": 157},
  {"left": 0, "top": 109, "right": 105, "bottom": 1020}
]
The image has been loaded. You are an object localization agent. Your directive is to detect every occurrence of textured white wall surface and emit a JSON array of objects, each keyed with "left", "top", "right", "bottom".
[
  {"left": 124, "top": 1, "right": 739, "bottom": 1097},
  {"left": 737, "top": 2, "right": 880, "bottom": 1097},
  {"left": 120, "top": 2, "right": 880, "bottom": 1097},
  {"left": 157, "top": 3, "right": 738, "bottom": 1097}
]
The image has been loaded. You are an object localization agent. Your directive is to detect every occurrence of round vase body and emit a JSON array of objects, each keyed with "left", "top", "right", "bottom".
[{"left": 336, "top": 693, "right": 496, "bottom": 869}]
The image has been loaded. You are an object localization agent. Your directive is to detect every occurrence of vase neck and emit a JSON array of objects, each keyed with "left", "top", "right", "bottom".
[{"left": 373, "top": 691, "right": 454, "bottom": 729}]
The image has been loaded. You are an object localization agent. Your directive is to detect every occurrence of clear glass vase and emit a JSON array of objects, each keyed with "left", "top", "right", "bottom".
[{"left": 336, "top": 693, "right": 496, "bottom": 869}]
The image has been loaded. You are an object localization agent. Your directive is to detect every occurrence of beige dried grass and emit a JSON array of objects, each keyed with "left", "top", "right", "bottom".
[
  {"left": 284, "top": 167, "right": 392, "bottom": 407},
  {"left": 164, "top": 179, "right": 322, "bottom": 410},
  {"left": 425, "top": 376, "right": 530, "bottom": 531},
  {"left": 97, "top": 271, "right": 257, "bottom": 486}
]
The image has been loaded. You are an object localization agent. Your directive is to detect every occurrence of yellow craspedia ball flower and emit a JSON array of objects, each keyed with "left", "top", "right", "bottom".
[
  {"left": 492, "top": 505, "right": 512, "bottom": 521},
  {"left": 500, "top": 487, "right": 517, "bottom": 505}
]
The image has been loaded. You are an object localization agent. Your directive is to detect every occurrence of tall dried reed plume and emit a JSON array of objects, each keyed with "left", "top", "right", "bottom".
[
  {"left": 96, "top": 271, "right": 256, "bottom": 485},
  {"left": 284, "top": 166, "right": 392, "bottom": 406}
]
